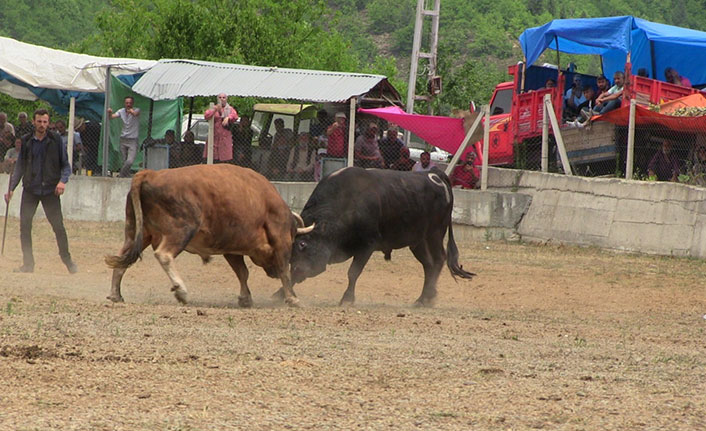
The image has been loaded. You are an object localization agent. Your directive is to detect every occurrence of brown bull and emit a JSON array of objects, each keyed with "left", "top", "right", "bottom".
[{"left": 105, "top": 164, "right": 312, "bottom": 307}]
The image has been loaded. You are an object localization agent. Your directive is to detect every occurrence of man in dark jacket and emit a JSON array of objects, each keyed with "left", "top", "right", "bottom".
[{"left": 4, "top": 109, "right": 77, "bottom": 274}]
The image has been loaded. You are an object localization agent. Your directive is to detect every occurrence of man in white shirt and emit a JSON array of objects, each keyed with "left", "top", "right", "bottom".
[
  {"left": 412, "top": 151, "right": 437, "bottom": 172},
  {"left": 107, "top": 96, "right": 141, "bottom": 177}
]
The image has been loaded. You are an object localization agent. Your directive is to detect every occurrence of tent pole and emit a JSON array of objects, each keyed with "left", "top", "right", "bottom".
[
  {"left": 145, "top": 99, "right": 154, "bottom": 170},
  {"left": 102, "top": 66, "right": 112, "bottom": 177},
  {"left": 207, "top": 102, "right": 214, "bottom": 165},
  {"left": 188, "top": 97, "right": 194, "bottom": 128},
  {"left": 554, "top": 36, "right": 561, "bottom": 74},
  {"left": 347, "top": 97, "right": 356, "bottom": 167},
  {"left": 147, "top": 99, "right": 154, "bottom": 138},
  {"left": 68, "top": 96, "right": 75, "bottom": 174},
  {"left": 650, "top": 41, "right": 657, "bottom": 80}
]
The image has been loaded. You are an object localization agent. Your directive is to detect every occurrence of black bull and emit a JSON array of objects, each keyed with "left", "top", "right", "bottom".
[{"left": 290, "top": 166, "right": 474, "bottom": 306}]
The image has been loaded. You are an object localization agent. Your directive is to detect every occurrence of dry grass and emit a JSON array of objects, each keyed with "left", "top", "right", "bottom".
[{"left": 0, "top": 217, "right": 705, "bottom": 430}]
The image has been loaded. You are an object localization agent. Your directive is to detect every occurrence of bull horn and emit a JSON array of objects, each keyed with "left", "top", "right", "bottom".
[
  {"left": 297, "top": 223, "right": 315, "bottom": 235},
  {"left": 292, "top": 211, "right": 305, "bottom": 228}
]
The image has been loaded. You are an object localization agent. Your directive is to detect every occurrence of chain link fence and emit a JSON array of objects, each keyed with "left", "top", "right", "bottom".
[{"left": 49, "top": 98, "right": 706, "bottom": 191}]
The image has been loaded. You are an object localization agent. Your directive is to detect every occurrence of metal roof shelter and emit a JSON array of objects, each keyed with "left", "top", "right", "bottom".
[
  {"left": 131, "top": 59, "right": 402, "bottom": 105},
  {"left": 132, "top": 59, "right": 403, "bottom": 166}
]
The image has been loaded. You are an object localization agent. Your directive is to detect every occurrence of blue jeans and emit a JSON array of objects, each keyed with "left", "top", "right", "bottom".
[{"left": 596, "top": 98, "right": 622, "bottom": 114}]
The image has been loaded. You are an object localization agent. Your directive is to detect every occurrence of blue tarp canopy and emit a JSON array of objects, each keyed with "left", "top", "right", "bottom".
[{"left": 519, "top": 16, "right": 706, "bottom": 85}]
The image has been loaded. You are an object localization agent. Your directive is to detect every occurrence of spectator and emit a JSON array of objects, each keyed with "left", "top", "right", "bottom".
[
  {"left": 1, "top": 135, "right": 19, "bottom": 173},
  {"left": 76, "top": 118, "right": 101, "bottom": 175},
  {"left": 4, "top": 136, "right": 20, "bottom": 161},
  {"left": 412, "top": 151, "right": 437, "bottom": 172},
  {"left": 16, "top": 112, "right": 33, "bottom": 139},
  {"left": 309, "top": 109, "right": 331, "bottom": 145},
  {"left": 544, "top": 78, "right": 557, "bottom": 89},
  {"left": 568, "top": 86, "right": 599, "bottom": 128},
  {"left": 107, "top": 96, "right": 141, "bottom": 177},
  {"left": 354, "top": 123, "right": 384, "bottom": 168},
  {"left": 687, "top": 143, "right": 706, "bottom": 186},
  {"left": 155, "top": 129, "right": 179, "bottom": 168},
  {"left": 4, "top": 109, "right": 77, "bottom": 274},
  {"left": 326, "top": 112, "right": 348, "bottom": 158},
  {"left": 591, "top": 71, "right": 624, "bottom": 116},
  {"left": 596, "top": 75, "right": 610, "bottom": 95},
  {"left": 637, "top": 68, "right": 649, "bottom": 78},
  {"left": 665, "top": 67, "right": 692, "bottom": 88},
  {"left": 203, "top": 93, "right": 238, "bottom": 163},
  {"left": 287, "top": 132, "right": 316, "bottom": 181},
  {"left": 232, "top": 115, "right": 253, "bottom": 168},
  {"left": 313, "top": 148, "right": 327, "bottom": 181},
  {"left": 390, "top": 147, "right": 416, "bottom": 171},
  {"left": 563, "top": 75, "right": 586, "bottom": 120},
  {"left": 0, "top": 112, "right": 15, "bottom": 158},
  {"left": 55, "top": 120, "right": 83, "bottom": 172},
  {"left": 180, "top": 130, "right": 201, "bottom": 167},
  {"left": 379, "top": 126, "right": 405, "bottom": 168},
  {"left": 648, "top": 140, "right": 680, "bottom": 182},
  {"left": 269, "top": 118, "right": 294, "bottom": 179},
  {"left": 451, "top": 151, "right": 480, "bottom": 189}
]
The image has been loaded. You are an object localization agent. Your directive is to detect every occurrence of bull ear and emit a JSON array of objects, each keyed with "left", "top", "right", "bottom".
[{"left": 296, "top": 223, "right": 315, "bottom": 235}]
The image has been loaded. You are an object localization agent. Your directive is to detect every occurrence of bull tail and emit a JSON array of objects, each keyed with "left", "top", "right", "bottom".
[
  {"left": 446, "top": 212, "right": 475, "bottom": 280},
  {"left": 105, "top": 174, "right": 146, "bottom": 269}
]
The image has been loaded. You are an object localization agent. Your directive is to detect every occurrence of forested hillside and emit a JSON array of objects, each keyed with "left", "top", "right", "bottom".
[{"left": 1, "top": 0, "right": 706, "bottom": 115}]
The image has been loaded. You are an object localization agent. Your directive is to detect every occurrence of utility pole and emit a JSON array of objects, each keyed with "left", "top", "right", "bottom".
[{"left": 405, "top": 0, "right": 441, "bottom": 143}]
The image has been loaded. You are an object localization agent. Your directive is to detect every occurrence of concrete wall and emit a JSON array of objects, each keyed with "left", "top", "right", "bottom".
[
  {"left": 487, "top": 167, "right": 706, "bottom": 257},
  {"left": 4, "top": 168, "right": 704, "bottom": 258},
  {"left": 0, "top": 174, "right": 528, "bottom": 241}
]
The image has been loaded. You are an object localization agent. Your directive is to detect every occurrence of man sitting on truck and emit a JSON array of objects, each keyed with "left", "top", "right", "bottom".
[
  {"left": 567, "top": 86, "right": 598, "bottom": 128},
  {"left": 596, "top": 75, "right": 610, "bottom": 96},
  {"left": 590, "top": 71, "right": 624, "bottom": 116},
  {"left": 563, "top": 75, "right": 586, "bottom": 120}
]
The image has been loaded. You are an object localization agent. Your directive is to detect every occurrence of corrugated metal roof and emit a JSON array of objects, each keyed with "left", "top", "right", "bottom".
[{"left": 132, "top": 59, "right": 399, "bottom": 103}]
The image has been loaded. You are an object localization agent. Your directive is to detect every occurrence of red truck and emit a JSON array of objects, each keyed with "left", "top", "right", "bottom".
[{"left": 483, "top": 62, "right": 699, "bottom": 168}]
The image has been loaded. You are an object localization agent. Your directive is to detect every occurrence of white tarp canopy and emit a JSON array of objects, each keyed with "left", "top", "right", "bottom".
[{"left": 0, "top": 36, "right": 156, "bottom": 95}]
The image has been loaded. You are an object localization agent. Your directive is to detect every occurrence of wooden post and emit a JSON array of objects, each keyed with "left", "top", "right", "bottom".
[
  {"left": 68, "top": 96, "right": 75, "bottom": 174},
  {"left": 544, "top": 97, "right": 573, "bottom": 176},
  {"left": 347, "top": 97, "right": 356, "bottom": 167},
  {"left": 207, "top": 102, "right": 214, "bottom": 165},
  {"left": 542, "top": 94, "right": 550, "bottom": 172},
  {"left": 101, "top": 66, "right": 112, "bottom": 176},
  {"left": 626, "top": 98, "right": 637, "bottom": 180},
  {"left": 444, "top": 107, "right": 484, "bottom": 177},
  {"left": 481, "top": 105, "right": 490, "bottom": 191}
]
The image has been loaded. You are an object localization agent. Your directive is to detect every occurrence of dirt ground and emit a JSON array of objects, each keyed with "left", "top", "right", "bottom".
[{"left": 0, "top": 217, "right": 705, "bottom": 430}]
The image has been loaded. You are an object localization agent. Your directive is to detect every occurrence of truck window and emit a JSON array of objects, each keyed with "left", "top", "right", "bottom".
[{"left": 490, "top": 89, "right": 512, "bottom": 115}]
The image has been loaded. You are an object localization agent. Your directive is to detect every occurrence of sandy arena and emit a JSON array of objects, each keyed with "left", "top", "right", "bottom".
[{"left": 0, "top": 217, "right": 705, "bottom": 430}]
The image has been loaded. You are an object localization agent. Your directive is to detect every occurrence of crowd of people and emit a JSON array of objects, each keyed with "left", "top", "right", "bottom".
[{"left": 161, "top": 96, "right": 480, "bottom": 188}]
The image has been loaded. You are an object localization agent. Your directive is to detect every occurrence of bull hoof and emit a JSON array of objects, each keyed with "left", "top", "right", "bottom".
[
  {"left": 285, "top": 297, "right": 301, "bottom": 308},
  {"left": 271, "top": 288, "right": 285, "bottom": 301},
  {"left": 339, "top": 295, "right": 355, "bottom": 306},
  {"left": 238, "top": 295, "right": 253, "bottom": 308},
  {"left": 107, "top": 295, "right": 124, "bottom": 303},
  {"left": 171, "top": 286, "right": 188, "bottom": 304},
  {"left": 413, "top": 297, "right": 436, "bottom": 308}
]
